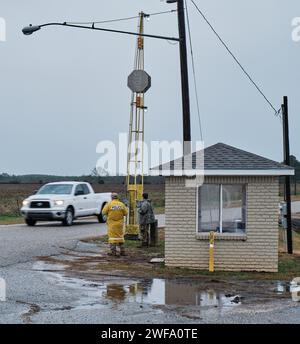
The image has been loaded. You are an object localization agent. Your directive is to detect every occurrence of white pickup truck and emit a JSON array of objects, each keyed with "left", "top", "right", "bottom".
[{"left": 21, "top": 182, "right": 111, "bottom": 226}]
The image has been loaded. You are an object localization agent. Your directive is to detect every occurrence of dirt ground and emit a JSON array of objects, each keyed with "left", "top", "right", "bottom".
[{"left": 37, "top": 229, "right": 300, "bottom": 283}]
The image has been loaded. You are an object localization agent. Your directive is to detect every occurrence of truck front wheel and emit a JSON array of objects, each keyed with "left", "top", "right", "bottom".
[
  {"left": 97, "top": 205, "right": 106, "bottom": 223},
  {"left": 25, "top": 218, "right": 37, "bottom": 226},
  {"left": 62, "top": 208, "right": 74, "bottom": 226}
]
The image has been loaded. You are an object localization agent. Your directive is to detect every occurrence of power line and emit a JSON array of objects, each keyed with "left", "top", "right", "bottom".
[
  {"left": 185, "top": 0, "right": 203, "bottom": 141},
  {"left": 66, "top": 9, "right": 177, "bottom": 26},
  {"left": 190, "top": 0, "right": 281, "bottom": 118}
]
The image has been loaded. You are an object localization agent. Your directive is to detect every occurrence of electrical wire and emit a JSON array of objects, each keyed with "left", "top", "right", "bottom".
[
  {"left": 185, "top": 0, "right": 204, "bottom": 141},
  {"left": 190, "top": 0, "right": 281, "bottom": 118},
  {"left": 66, "top": 9, "right": 177, "bottom": 26}
]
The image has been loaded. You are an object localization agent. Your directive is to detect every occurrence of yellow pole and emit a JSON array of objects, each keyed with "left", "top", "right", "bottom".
[
  {"left": 125, "top": 12, "right": 145, "bottom": 238},
  {"left": 209, "top": 231, "right": 215, "bottom": 272}
]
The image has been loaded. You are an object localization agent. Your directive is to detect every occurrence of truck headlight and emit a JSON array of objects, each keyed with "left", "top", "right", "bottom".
[
  {"left": 22, "top": 200, "right": 30, "bottom": 206},
  {"left": 54, "top": 200, "right": 64, "bottom": 206}
]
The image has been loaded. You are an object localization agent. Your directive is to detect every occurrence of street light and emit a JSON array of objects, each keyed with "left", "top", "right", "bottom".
[
  {"left": 22, "top": 24, "right": 41, "bottom": 35},
  {"left": 22, "top": 0, "right": 191, "bottom": 153},
  {"left": 22, "top": 22, "right": 179, "bottom": 42}
]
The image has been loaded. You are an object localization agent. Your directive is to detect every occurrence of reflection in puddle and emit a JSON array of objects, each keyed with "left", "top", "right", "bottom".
[
  {"left": 103, "top": 279, "right": 242, "bottom": 307},
  {"left": 35, "top": 261, "right": 300, "bottom": 315},
  {"left": 43, "top": 267, "right": 242, "bottom": 309},
  {"left": 105, "top": 279, "right": 166, "bottom": 305}
]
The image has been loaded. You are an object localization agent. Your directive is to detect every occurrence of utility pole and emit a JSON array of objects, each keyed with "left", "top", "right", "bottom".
[
  {"left": 282, "top": 96, "right": 293, "bottom": 254},
  {"left": 167, "top": 0, "right": 192, "bottom": 154}
]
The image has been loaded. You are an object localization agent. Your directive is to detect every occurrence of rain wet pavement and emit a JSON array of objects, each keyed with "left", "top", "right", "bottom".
[
  {"left": 33, "top": 264, "right": 244, "bottom": 309},
  {"left": 14, "top": 256, "right": 298, "bottom": 324},
  {"left": 38, "top": 267, "right": 298, "bottom": 310},
  {"left": 1, "top": 232, "right": 300, "bottom": 323},
  {"left": 1, "top": 257, "right": 300, "bottom": 324}
]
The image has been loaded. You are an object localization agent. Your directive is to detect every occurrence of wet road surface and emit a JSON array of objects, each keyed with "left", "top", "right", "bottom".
[{"left": 0, "top": 217, "right": 300, "bottom": 324}]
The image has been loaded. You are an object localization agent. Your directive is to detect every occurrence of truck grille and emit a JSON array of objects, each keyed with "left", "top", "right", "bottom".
[
  {"left": 30, "top": 201, "right": 50, "bottom": 209},
  {"left": 27, "top": 212, "right": 53, "bottom": 220}
]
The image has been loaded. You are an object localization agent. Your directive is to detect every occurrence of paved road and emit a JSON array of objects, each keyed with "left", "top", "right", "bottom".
[
  {"left": 0, "top": 215, "right": 299, "bottom": 324},
  {"left": 0, "top": 220, "right": 107, "bottom": 267},
  {"left": 292, "top": 201, "right": 300, "bottom": 214},
  {"left": 0, "top": 216, "right": 169, "bottom": 324},
  {"left": 0, "top": 215, "right": 165, "bottom": 267}
]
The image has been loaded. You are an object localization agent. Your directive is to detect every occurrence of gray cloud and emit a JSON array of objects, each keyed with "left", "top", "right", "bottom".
[{"left": 0, "top": 0, "right": 299, "bottom": 175}]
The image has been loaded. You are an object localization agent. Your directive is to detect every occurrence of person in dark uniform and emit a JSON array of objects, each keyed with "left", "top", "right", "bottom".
[{"left": 137, "top": 193, "right": 156, "bottom": 247}]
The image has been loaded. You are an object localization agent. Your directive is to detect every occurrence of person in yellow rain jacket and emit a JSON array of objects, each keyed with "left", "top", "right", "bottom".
[{"left": 102, "top": 193, "right": 128, "bottom": 256}]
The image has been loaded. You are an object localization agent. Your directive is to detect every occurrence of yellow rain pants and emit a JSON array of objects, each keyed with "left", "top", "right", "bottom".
[{"left": 102, "top": 200, "right": 128, "bottom": 244}]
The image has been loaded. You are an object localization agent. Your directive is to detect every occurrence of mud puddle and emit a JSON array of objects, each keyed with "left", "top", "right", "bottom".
[
  {"left": 32, "top": 260, "right": 299, "bottom": 316},
  {"left": 46, "top": 274, "right": 243, "bottom": 310},
  {"left": 33, "top": 261, "right": 244, "bottom": 310}
]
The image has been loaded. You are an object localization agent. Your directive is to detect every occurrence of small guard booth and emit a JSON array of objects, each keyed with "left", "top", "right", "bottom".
[{"left": 152, "top": 143, "right": 294, "bottom": 272}]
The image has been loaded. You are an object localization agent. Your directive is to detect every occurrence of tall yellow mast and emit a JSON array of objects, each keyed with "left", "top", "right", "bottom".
[{"left": 126, "top": 12, "right": 148, "bottom": 239}]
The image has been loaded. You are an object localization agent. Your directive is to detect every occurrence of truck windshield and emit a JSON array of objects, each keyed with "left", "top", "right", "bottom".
[{"left": 37, "top": 184, "right": 73, "bottom": 195}]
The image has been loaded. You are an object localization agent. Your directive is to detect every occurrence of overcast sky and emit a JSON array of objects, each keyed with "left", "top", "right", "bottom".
[{"left": 0, "top": 0, "right": 299, "bottom": 175}]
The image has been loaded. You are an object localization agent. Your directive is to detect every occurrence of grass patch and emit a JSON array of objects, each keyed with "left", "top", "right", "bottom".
[
  {"left": 279, "top": 227, "right": 300, "bottom": 253},
  {"left": 0, "top": 215, "right": 23, "bottom": 225},
  {"left": 154, "top": 207, "right": 165, "bottom": 215},
  {"left": 278, "top": 253, "right": 300, "bottom": 274}
]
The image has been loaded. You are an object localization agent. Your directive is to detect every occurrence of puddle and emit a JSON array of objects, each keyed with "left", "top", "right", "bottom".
[
  {"left": 102, "top": 279, "right": 300, "bottom": 307},
  {"left": 37, "top": 263, "right": 243, "bottom": 309},
  {"left": 64, "top": 277, "right": 243, "bottom": 309},
  {"left": 33, "top": 261, "right": 300, "bottom": 316},
  {"left": 102, "top": 279, "right": 243, "bottom": 307}
]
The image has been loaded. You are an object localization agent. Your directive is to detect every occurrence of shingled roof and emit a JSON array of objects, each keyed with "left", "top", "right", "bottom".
[{"left": 151, "top": 143, "right": 294, "bottom": 176}]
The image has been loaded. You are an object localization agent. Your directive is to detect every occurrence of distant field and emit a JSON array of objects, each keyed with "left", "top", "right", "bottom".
[
  {"left": 279, "top": 227, "right": 300, "bottom": 253},
  {"left": 280, "top": 182, "right": 300, "bottom": 198},
  {"left": 0, "top": 184, "right": 37, "bottom": 216},
  {"left": 0, "top": 183, "right": 165, "bottom": 216}
]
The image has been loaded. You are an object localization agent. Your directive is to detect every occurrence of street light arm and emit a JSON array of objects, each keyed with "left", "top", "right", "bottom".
[{"left": 22, "top": 22, "right": 180, "bottom": 42}]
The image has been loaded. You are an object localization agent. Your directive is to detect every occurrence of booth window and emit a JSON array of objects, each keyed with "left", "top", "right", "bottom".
[{"left": 198, "top": 184, "right": 246, "bottom": 234}]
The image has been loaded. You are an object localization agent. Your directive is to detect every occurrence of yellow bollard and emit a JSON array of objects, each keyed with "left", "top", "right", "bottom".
[{"left": 209, "top": 231, "right": 215, "bottom": 272}]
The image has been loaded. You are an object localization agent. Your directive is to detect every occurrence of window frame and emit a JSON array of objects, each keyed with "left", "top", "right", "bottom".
[
  {"left": 74, "top": 184, "right": 85, "bottom": 195},
  {"left": 82, "top": 184, "right": 91, "bottom": 195},
  {"left": 197, "top": 183, "right": 247, "bottom": 234}
]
